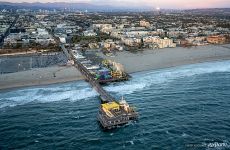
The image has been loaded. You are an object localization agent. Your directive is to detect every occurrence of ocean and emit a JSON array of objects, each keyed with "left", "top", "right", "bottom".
[{"left": 0, "top": 60, "right": 230, "bottom": 150}]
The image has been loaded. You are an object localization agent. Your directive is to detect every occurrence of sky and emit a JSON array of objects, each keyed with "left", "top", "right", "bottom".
[{"left": 3, "top": 0, "right": 230, "bottom": 9}]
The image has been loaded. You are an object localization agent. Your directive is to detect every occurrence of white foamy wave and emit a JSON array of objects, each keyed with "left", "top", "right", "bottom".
[
  {"left": 0, "top": 81, "right": 98, "bottom": 109},
  {"left": 34, "top": 87, "right": 98, "bottom": 103},
  {"left": 108, "top": 60, "right": 230, "bottom": 95},
  {"left": 140, "top": 60, "right": 230, "bottom": 84},
  {"left": 105, "top": 82, "right": 147, "bottom": 95}
]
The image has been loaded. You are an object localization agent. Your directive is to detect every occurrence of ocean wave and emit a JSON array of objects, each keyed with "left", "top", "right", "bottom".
[
  {"left": 0, "top": 60, "right": 230, "bottom": 108},
  {"left": 104, "top": 60, "right": 230, "bottom": 96},
  {"left": 0, "top": 81, "right": 98, "bottom": 109},
  {"left": 105, "top": 82, "right": 147, "bottom": 95}
]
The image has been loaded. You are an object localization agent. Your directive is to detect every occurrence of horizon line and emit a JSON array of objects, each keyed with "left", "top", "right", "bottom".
[{"left": 0, "top": 1, "right": 230, "bottom": 10}]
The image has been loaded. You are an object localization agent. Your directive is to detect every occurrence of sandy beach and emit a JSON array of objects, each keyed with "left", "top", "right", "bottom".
[
  {"left": 1, "top": 44, "right": 230, "bottom": 90},
  {"left": 99, "top": 44, "right": 230, "bottom": 73},
  {"left": 0, "top": 66, "right": 84, "bottom": 90}
]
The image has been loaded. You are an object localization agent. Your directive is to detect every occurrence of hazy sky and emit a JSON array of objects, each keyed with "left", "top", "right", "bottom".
[{"left": 4, "top": 0, "right": 230, "bottom": 9}]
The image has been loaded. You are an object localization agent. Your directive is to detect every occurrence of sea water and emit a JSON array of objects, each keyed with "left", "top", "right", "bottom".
[{"left": 0, "top": 60, "right": 230, "bottom": 149}]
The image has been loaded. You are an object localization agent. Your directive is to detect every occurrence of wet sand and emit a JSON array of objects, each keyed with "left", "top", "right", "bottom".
[{"left": 1, "top": 44, "right": 230, "bottom": 90}]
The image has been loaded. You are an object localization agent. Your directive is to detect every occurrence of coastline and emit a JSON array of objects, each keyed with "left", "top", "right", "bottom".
[{"left": 1, "top": 44, "right": 230, "bottom": 91}]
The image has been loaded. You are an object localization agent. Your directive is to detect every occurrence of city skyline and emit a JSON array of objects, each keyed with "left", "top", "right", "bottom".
[{"left": 1, "top": 0, "right": 230, "bottom": 9}]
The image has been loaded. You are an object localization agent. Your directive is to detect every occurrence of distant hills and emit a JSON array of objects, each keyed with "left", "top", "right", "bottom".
[
  {"left": 0, "top": 1, "right": 151, "bottom": 11},
  {"left": 0, "top": 1, "right": 230, "bottom": 12}
]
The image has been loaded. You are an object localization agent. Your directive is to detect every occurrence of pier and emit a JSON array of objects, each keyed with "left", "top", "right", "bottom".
[
  {"left": 61, "top": 44, "right": 114, "bottom": 103},
  {"left": 73, "top": 56, "right": 115, "bottom": 103},
  {"left": 61, "top": 44, "right": 138, "bottom": 129}
]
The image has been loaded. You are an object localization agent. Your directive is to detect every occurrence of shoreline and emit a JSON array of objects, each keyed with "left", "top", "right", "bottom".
[
  {"left": 1, "top": 44, "right": 230, "bottom": 91},
  {"left": 1, "top": 57, "right": 230, "bottom": 91}
]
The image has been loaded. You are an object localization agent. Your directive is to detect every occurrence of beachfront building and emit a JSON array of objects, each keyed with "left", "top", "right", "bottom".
[
  {"left": 185, "top": 36, "right": 208, "bottom": 46},
  {"left": 207, "top": 35, "right": 226, "bottom": 44},
  {"left": 101, "top": 39, "right": 123, "bottom": 51},
  {"left": 122, "top": 37, "right": 142, "bottom": 47},
  {"left": 143, "top": 36, "right": 176, "bottom": 49}
]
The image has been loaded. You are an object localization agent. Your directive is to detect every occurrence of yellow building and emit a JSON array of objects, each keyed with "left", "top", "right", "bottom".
[{"left": 101, "top": 102, "right": 120, "bottom": 118}]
